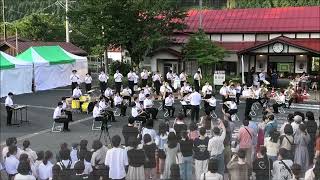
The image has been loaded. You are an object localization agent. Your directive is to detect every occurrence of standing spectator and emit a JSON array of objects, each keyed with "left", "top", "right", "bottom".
[
  {"left": 223, "top": 114, "right": 235, "bottom": 169},
  {"left": 163, "top": 132, "right": 180, "bottom": 180},
  {"left": 52, "top": 164, "right": 62, "bottom": 180},
  {"left": 279, "top": 124, "right": 294, "bottom": 159},
  {"left": 272, "top": 148, "right": 293, "bottom": 180},
  {"left": 256, "top": 116, "right": 267, "bottom": 152},
  {"left": 38, "top": 151, "right": 54, "bottom": 180},
  {"left": 170, "top": 164, "right": 181, "bottom": 180},
  {"left": 200, "top": 159, "right": 223, "bottom": 180},
  {"left": 105, "top": 135, "right": 128, "bottom": 180},
  {"left": 265, "top": 130, "right": 280, "bottom": 161},
  {"left": 56, "top": 149, "right": 73, "bottom": 179},
  {"left": 91, "top": 140, "right": 108, "bottom": 180},
  {"left": 4, "top": 145, "right": 19, "bottom": 179},
  {"left": 305, "top": 111, "right": 317, "bottom": 164},
  {"left": 294, "top": 124, "right": 310, "bottom": 173},
  {"left": 14, "top": 161, "right": 36, "bottom": 180},
  {"left": 291, "top": 164, "right": 302, "bottom": 180},
  {"left": 304, "top": 157, "right": 320, "bottom": 180},
  {"left": 227, "top": 149, "right": 250, "bottom": 180},
  {"left": 126, "top": 137, "right": 145, "bottom": 180},
  {"left": 71, "top": 150, "right": 93, "bottom": 175},
  {"left": 70, "top": 143, "right": 79, "bottom": 165},
  {"left": 237, "top": 120, "right": 254, "bottom": 165},
  {"left": 142, "top": 120, "right": 157, "bottom": 143},
  {"left": 156, "top": 122, "right": 168, "bottom": 175},
  {"left": 143, "top": 134, "right": 157, "bottom": 179},
  {"left": 291, "top": 115, "right": 303, "bottom": 135},
  {"left": 253, "top": 146, "right": 273, "bottom": 180},
  {"left": 194, "top": 127, "right": 210, "bottom": 180},
  {"left": 264, "top": 114, "right": 278, "bottom": 137},
  {"left": 187, "top": 122, "right": 199, "bottom": 141},
  {"left": 207, "top": 120, "right": 226, "bottom": 175},
  {"left": 316, "top": 128, "right": 320, "bottom": 158},
  {"left": 33, "top": 151, "right": 44, "bottom": 178},
  {"left": 78, "top": 139, "right": 91, "bottom": 161},
  {"left": 173, "top": 114, "right": 188, "bottom": 141},
  {"left": 280, "top": 114, "right": 294, "bottom": 135},
  {"left": 70, "top": 161, "right": 92, "bottom": 180},
  {"left": 179, "top": 131, "right": 193, "bottom": 180}
]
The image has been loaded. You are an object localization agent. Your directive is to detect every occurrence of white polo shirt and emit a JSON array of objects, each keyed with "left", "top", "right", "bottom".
[
  {"left": 104, "top": 89, "right": 113, "bottom": 97},
  {"left": 38, "top": 161, "right": 53, "bottom": 180},
  {"left": 190, "top": 92, "right": 202, "bottom": 106},
  {"left": 114, "top": 96, "right": 123, "bottom": 106},
  {"left": 4, "top": 155, "right": 19, "bottom": 175},
  {"left": 53, "top": 106, "right": 62, "bottom": 119},
  {"left": 114, "top": 73, "right": 123, "bottom": 82},
  {"left": 219, "top": 86, "right": 227, "bottom": 96},
  {"left": 98, "top": 73, "right": 108, "bottom": 82},
  {"left": 141, "top": 72, "right": 148, "bottom": 80},
  {"left": 143, "top": 98, "right": 153, "bottom": 109},
  {"left": 93, "top": 106, "right": 101, "bottom": 118},
  {"left": 72, "top": 88, "right": 82, "bottom": 98},
  {"left": 194, "top": 73, "right": 201, "bottom": 80},
  {"left": 208, "top": 98, "right": 216, "bottom": 107},
  {"left": 228, "top": 88, "right": 236, "bottom": 98},
  {"left": 227, "top": 101, "right": 237, "bottom": 109},
  {"left": 131, "top": 107, "right": 139, "bottom": 117},
  {"left": 166, "top": 72, "right": 173, "bottom": 80},
  {"left": 202, "top": 85, "right": 213, "bottom": 95},
  {"left": 165, "top": 96, "right": 174, "bottom": 106},
  {"left": 121, "top": 88, "right": 132, "bottom": 96},
  {"left": 99, "top": 101, "right": 106, "bottom": 111},
  {"left": 133, "top": 73, "right": 139, "bottom": 83},
  {"left": 138, "top": 93, "right": 146, "bottom": 102},
  {"left": 70, "top": 74, "right": 80, "bottom": 83},
  {"left": 152, "top": 74, "right": 161, "bottom": 82},
  {"left": 105, "top": 148, "right": 128, "bottom": 179},
  {"left": 5, "top": 96, "right": 13, "bottom": 107},
  {"left": 127, "top": 72, "right": 134, "bottom": 81},
  {"left": 259, "top": 72, "right": 265, "bottom": 81},
  {"left": 84, "top": 76, "right": 92, "bottom": 84},
  {"left": 179, "top": 73, "right": 187, "bottom": 81}
]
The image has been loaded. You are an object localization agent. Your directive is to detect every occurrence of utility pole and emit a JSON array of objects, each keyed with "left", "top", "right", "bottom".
[
  {"left": 2, "top": 0, "right": 6, "bottom": 41},
  {"left": 65, "top": 0, "right": 70, "bottom": 42},
  {"left": 199, "top": 0, "right": 203, "bottom": 29},
  {"left": 102, "top": 25, "right": 108, "bottom": 73}
]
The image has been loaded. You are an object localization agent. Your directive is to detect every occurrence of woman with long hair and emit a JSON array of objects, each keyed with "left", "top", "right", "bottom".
[
  {"left": 305, "top": 111, "right": 317, "bottom": 164},
  {"left": 4, "top": 145, "right": 19, "bottom": 180},
  {"left": 179, "top": 131, "right": 193, "bottom": 180},
  {"left": 126, "top": 137, "right": 145, "bottom": 180},
  {"left": 156, "top": 122, "right": 169, "bottom": 175},
  {"left": 294, "top": 124, "right": 311, "bottom": 173},
  {"left": 162, "top": 132, "right": 180, "bottom": 179},
  {"left": 265, "top": 130, "right": 280, "bottom": 161}
]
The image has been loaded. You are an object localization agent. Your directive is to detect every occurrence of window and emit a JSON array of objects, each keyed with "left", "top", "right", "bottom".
[{"left": 311, "top": 57, "right": 320, "bottom": 73}]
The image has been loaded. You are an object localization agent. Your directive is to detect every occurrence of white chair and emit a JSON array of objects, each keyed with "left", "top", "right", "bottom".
[
  {"left": 231, "top": 114, "right": 240, "bottom": 121},
  {"left": 210, "top": 111, "right": 217, "bottom": 119},
  {"left": 91, "top": 119, "right": 102, "bottom": 131},
  {"left": 158, "top": 104, "right": 163, "bottom": 111},
  {"left": 164, "top": 108, "right": 170, "bottom": 118},
  {"left": 113, "top": 107, "right": 121, "bottom": 116},
  {"left": 279, "top": 106, "right": 285, "bottom": 114},
  {"left": 252, "top": 102, "right": 259, "bottom": 110},
  {"left": 51, "top": 122, "right": 63, "bottom": 133}
]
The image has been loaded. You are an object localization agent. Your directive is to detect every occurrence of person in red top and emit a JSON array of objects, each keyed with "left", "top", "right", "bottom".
[
  {"left": 237, "top": 120, "right": 254, "bottom": 165},
  {"left": 315, "top": 131, "right": 320, "bottom": 159}
]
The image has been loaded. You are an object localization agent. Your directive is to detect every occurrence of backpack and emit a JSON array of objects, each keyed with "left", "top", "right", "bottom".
[{"left": 57, "top": 160, "right": 74, "bottom": 178}]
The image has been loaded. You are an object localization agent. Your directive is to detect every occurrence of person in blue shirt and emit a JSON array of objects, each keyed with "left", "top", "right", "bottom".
[{"left": 264, "top": 114, "right": 278, "bottom": 137}]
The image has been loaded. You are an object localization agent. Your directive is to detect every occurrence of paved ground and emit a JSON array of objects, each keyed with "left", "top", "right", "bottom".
[{"left": 0, "top": 88, "right": 319, "bottom": 180}]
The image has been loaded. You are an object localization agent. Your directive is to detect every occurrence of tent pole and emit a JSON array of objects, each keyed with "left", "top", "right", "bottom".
[{"left": 241, "top": 55, "right": 245, "bottom": 84}]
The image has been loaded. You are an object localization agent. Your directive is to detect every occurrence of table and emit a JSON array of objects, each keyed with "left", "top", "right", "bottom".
[{"left": 12, "top": 105, "right": 28, "bottom": 126}]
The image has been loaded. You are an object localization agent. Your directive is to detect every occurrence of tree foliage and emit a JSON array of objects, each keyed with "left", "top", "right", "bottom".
[
  {"left": 182, "top": 30, "right": 226, "bottom": 66},
  {"left": 69, "top": 0, "right": 187, "bottom": 65}
]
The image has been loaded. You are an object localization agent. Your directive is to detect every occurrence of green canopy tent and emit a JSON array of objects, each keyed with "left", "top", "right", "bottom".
[
  {"left": 0, "top": 51, "right": 33, "bottom": 97},
  {"left": 16, "top": 46, "right": 88, "bottom": 91}
]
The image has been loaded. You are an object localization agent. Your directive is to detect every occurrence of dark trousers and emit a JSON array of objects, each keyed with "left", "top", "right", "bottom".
[
  {"left": 182, "top": 105, "right": 192, "bottom": 117},
  {"left": 272, "top": 103, "right": 285, "bottom": 113},
  {"left": 205, "top": 106, "right": 215, "bottom": 116},
  {"left": 54, "top": 118, "right": 69, "bottom": 130},
  {"left": 288, "top": 98, "right": 294, "bottom": 108},
  {"left": 146, "top": 108, "right": 158, "bottom": 119},
  {"left": 203, "top": 94, "right": 212, "bottom": 109},
  {"left": 115, "top": 82, "right": 122, "bottom": 94},
  {"left": 116, "top": 104, "right": 127, "bottom": 116},
  {"left": 228, "top": 109, "right": 238, "bottom": 115},
  {"left": 191, "top": 105, "right": 200, "bottom": 122},
  {"left": 245, "top": 98, "right": 254, "bottom": 118},
  {"left": 194, "top": 80, "right": 200, "bottom": 92},
  {"left": 180, "top": 81, "right": 185, "bottom": 88},
  {"left": 142, "top": 79, "right": 148, "bottom": 87},
  {"left": 236, "top": 93, "right": 241, "bottom": 104},
  {"left": 154, "top": 80, "right": 161, "bottom": 95},
  {"left": 164, "top": 106, "right": 175, "bottom": 117},
  {"left": 95, "top": 116, "right": 105, "bottom": 122},
  {"left": 6, "top": 106, "right": 12, "bottom": 125},
  {"left": 100, "top": 82, "right": 107, "bottom": 93},
  {"left": 63, "top": 110, "right": 73, "bottom": 122},
  {"left": 71, "top": 82, "right": 78, "bottom": 92},
  {"left": 128, "top": 81, "right": 134, "bottom": 96},
  {"left": 85, "top": 83, "right": 91, "bottom": 92}
]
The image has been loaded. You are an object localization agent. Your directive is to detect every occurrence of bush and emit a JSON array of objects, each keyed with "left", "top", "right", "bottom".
[{"left": 109, "top": 61, "right": 131, "bottom": 75}]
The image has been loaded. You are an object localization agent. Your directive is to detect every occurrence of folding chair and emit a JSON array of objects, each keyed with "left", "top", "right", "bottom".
[
  {"left": 91, "top": 119, "right": 102, "bottom": 131},
  {"left": 51, "top": 122, "right": 63, "bottom": 133}
]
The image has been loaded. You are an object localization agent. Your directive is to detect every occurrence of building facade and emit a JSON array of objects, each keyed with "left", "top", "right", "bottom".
[{"left": 145, "top": 6, "right": 320, "bottom": 78}]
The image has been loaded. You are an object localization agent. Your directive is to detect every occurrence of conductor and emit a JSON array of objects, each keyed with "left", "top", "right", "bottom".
[{"left": 5, "top": 92, "right": 14, "bottom": 126}]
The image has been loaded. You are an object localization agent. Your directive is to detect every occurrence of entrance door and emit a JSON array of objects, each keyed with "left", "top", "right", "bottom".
[{"left": 163, "top": 62, "right": 178, "bottom": 79}]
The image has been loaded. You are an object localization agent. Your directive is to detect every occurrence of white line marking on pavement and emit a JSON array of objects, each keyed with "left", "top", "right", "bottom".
[{"left": 0, "top": 116, "right": 93, "bottom": 146}]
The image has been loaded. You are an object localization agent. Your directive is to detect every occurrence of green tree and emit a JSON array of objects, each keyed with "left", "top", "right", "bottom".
[
  {"left": 69, "top": 0, "right": 186, "bottom": 65},
  {"left": 182, "top": 30, "right": 227, "bottom": 72}
]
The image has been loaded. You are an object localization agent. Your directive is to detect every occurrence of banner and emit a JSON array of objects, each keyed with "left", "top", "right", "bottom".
[{"left": 214, "top": 70, "right": 225, "bottom": 85}]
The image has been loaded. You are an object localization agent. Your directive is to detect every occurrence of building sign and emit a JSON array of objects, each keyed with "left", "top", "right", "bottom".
[{"left": 214, "top": 71, "right": 225, "bottom": 85}]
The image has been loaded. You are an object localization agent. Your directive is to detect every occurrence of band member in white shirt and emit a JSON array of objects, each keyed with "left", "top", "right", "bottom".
[
  {"left": 53, "top": 102, "right": 70, "bottom": 131},
  {"left": 84, "top": 73, "right": 92, "bottom": 92},
  {"left": 5, "top": 92, "right": 14, "bottom": 126},
  {"left": 227, "top": 83, "right": 237, "bottom": 102},
  {"left": 166, "top": 70, "right": 173, "bottom": 86},
  {"left": 204, "top": 95, "right": 216, "bottom": 116},
  {"left": 114, "top": 70, "right": 123, "bottom": 94},
  {"left": 219, "top": 81, "right": 228, "bottom": 102},
  {"left": 223, "top": 100, "right": 238, "bottom": 116},
  {"left": 259, "top": 71, "right": 266, "bottom": 84},
  {"left": 104, "top": 87, "right": 114, "bottom": 108},
  {"left": 180, "top": 82, "right": 192, "bottom": 97},
  {"left": 93, "top": 102, "right": 106, "bottom": 122},
  {"left": 121, "top": 86, "right": 132, "bottom": 105},
  {"left": 141, "top": 69, "right": 149, "bottom": 87},
  {"left": 144, "top": 85, "right": 152, "bottom": 96},
  {"left": 114, "top": 93, "right": 127, "bottom": 116},
  {"left": 70, "top": 70, "right": 80, "bottom": 92},
  {"left": 202, "top": 82, "right": 213, "bottom": 109},
  {"left": 138, "top": 89, "right": 146, "bottom": 105},
  {"left": 72, "top": 85, "right": 82, "bottom": 99},
  {"left": 61, "top": 97, "right": 72, "bottom": 122},
  {"left": 144, "top": 94, "right": 158, "bottom": 120},
  {"left": 152, "top": 71, "right": 161, "bottom": 96},
  {"left": 190, "top": 90, "right": 202, "bottom": 122},
  {"left": 181, "top": 92, "right": 192, "bottom": 117},
  {"left": 99, "top": 97, "right": 116, "bottom": 122},
  {"left": 160, "top": 82, "right": 173, "bottom": 110},
  {"left": 98, "top": 70, "right": 109, "bottom": 93},
  {"left": 235, "top": 82, "right": 242, "bottom": 104},
  {"left": 127, "top": 70, "right": 135, "bottom": 96},
  {"left": 133, "top": 71, "right": 139, "bottom": 90},
  {"left": 164, "top": 93, "right": 175, "bottom": 117},
  {"left": 242, "top": 86, "right": 255, "bottom": 118},
  {"left": 272, "top": 90, "right": 286, "bottom": 114},
  {"left": 131, "top": 101, "right": 147, "bottom": 124},
  {"left": 179, "top": 70, "right": 187, "bottom": 88},
  {"left": 193, "top": 70, "right": 202, "bottom": 92}
]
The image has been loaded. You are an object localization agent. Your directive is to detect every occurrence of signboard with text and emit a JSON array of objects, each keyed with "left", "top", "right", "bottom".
[{"left": 214, "top": 71, "right": 225, "bottom": 85}]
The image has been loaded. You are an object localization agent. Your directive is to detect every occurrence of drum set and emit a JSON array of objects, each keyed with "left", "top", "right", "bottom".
[{"left": 66, "top": 89, "right": 99, "bottom": 113}]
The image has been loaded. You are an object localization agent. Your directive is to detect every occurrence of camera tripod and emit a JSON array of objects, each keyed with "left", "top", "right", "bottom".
[{"left": 99, "top": 122, "right": 112, "bottom": 145}]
